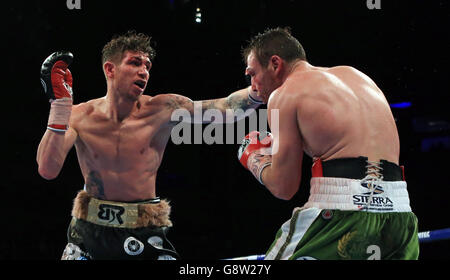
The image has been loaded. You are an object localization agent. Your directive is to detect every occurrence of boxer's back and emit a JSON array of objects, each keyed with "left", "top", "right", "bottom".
[{"left": 274, "top": 64, "right": 400, "bottom": 164}]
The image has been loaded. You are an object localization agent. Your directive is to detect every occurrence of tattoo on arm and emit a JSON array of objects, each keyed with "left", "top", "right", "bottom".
[
  {"left": 164, "top": 89, "right": 258, "bottom": 124},
  {"left": 248, "top": 153, "right": 272, "bottom": 185},
  {"left": 226, "top": 93, "right": 254, "bottom": 111},
  {"left": 164, "top": 95, "right": 194, "bottom": 110},
  {"left": 201, "top": 99, "right": 221, "bottom": 110},
  {"left": 85, "top": 170, "right": 106, "bottom": 199},
  {"left": 196, "top": 91, "right": 256, "bottom": 115}
]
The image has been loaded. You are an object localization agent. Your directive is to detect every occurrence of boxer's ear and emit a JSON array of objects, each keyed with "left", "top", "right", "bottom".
[
  {"left": 269, "top": 55, "right": 282, "bottom": 73},
  {"left": 103, "top": 61, "right": 115, "bottom": 80}
]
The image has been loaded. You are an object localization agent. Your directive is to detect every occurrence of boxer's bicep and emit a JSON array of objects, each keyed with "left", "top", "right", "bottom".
[
  {"left": 159, "top": 94, "right": 195, "bottom": 124},
  {"left": 163, "top": 94, "right": 194, "bottom": 112}
]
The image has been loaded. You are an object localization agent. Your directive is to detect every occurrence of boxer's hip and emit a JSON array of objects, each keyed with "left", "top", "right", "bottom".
[
  {"left": 264, "top": 157, "right": 418, "bottom": 260},
  {"left": 306, "top": 156, "right": 411, "bottom": 212},
  {"left": 311, "top": 156, "right": 405, "bottom": 181},
  {"left": 63, "top": 191, "right": 178, "bottom": 260},
  {"left": 304, "top": 177, "right": 412, "bottom": 212},
  {"left": 71, "top": 190, "right": 172, "bottom": 228}
]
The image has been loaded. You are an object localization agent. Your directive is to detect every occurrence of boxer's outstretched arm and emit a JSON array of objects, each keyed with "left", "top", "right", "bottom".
[
  {"left": 164, "top": 86, "right": 262, "bottom": 124},
  {"left": 196, "top": 86, "right": 262, "bottom": 122}
]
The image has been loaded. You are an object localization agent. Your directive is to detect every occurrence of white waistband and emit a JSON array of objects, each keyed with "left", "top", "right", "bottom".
[{"left": 303, "top": 177, "right": 412, "bottom": 213}]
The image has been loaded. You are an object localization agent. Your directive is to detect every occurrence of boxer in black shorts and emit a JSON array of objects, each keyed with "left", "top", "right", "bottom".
[
  {"left": 37, "top": 31, "right": 263, "bottom": 259},
  {"left": 62, "top": 191, "right": 178, "bottom": 260}
]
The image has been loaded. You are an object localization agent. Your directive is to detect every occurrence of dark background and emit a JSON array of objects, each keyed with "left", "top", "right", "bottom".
[{"left": 2, "top": 0, "right": 449, "bottom": 260}]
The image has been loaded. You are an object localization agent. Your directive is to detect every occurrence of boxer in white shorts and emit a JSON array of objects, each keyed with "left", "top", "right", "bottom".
[{"left": 237, "top": 27, "right": 419, "bottom": 260}]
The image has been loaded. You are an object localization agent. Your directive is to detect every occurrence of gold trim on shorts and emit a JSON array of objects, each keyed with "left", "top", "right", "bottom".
[{"left": 71, "top": 190, "right": 172, "bottom": 228}]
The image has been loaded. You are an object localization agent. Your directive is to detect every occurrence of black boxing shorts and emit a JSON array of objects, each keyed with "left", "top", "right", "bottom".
[{"left": 61, "top": 191, "right": 179, "bottom": 260}]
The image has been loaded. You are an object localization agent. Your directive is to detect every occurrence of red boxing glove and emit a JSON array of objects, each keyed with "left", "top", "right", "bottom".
[
  {"left": 237, "top": 131, "right": 273, "bottom": 184},
  {"left": 40, "top": 51, "right": 74, "bottom": 101},
  {"left": 40, "top": 52, "right": 74, "bottom": 132}
]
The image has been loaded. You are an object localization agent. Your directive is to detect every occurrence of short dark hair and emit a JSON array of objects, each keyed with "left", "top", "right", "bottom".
[
  {"left": 242, "top": 27, "right": 306, "bottom": 67},
  {"left": 102, "top": 30, "right": 156, "bottom": 65}
]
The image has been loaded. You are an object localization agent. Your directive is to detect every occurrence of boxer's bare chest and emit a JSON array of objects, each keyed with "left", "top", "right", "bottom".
[{"left": 74, "top": 106, "right": 171, "bottom": 171}]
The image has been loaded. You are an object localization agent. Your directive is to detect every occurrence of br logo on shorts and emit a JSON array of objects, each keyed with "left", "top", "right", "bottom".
[{"left": 97, "top": 204, "right": 125, "bottom": 225}]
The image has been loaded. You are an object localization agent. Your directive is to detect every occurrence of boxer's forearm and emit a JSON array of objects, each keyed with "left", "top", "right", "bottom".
[
  {"left": 36, "top": 130, "right": 72, "bottom": 179},
  {"left": 225, "top": 87, "right": 261, "bottom": 112},
  {"left": 260, "top": 163, "right": 300, "bottom": 201},
  {"left": 38, "top": 51, "right": 77, "bottom": 179},
  {"left": 196, "top": 87, "right": 261, "bottom": 123}
]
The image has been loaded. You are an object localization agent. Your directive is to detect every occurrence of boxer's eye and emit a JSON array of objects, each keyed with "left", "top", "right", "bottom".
[{"left": 245, "top": 75, "right": 251, "bottom": 85}]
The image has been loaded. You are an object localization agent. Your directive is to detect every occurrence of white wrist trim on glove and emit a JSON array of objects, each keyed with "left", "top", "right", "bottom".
[
  {"left": 257, "top": 162, "right": 272, "bottom": 186},
  {"left": 47, "top": 97, "right": 72, "bottom": 132}
]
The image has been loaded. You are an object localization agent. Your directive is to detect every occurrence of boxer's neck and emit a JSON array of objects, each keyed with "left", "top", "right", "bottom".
[
  {"left": 286, "top": 60, "right": 310, "bottom": 76},
  {"left": 275, "top": 59, "right": 308, "bottom": 86},
  {"left": 104, "top": 90, "right": 139, "bottom": 123}
]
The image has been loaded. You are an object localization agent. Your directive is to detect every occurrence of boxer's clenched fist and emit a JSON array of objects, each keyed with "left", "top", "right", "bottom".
[
  {"left": 237, "top": 131, "right": 273, "bottom": 185},
  {"left": 40, "top": 51, "right": 74, "bottom": 132},
  {"left": 41, "top": 51, "right": 74, "bottom": 101}
]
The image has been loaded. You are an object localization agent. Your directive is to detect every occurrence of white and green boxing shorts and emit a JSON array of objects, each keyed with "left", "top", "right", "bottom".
[{"left": 265, "top": 157, "right": 419, "bottom": 260}]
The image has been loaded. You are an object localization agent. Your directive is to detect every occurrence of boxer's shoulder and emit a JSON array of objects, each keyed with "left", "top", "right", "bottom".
[
  {"left": 268, "top": 72, "right": 315, "bottom": 107},
  {"left": 327, "top": 65, "right": 378, "bottom": 88},
  {"left": 327, "top": 65, "right": 364, "bottom": 77},
  {"left": 287, "top": 67, "right": 357, "bottom": 100},
  {"left": 143, "top": 93, "right": 193, "bottom": 110},
  {"left": 140, "top": 93, "right": 167, "bottom": 106},
  {"left": 133, "top": 94, "right": 191, "bottom": 123},
  {"left": 269, "top": 70, "right": 342, "bottom": 113},
  {"left": 69, "top": 98, "right": 105, "bottom": 127},
  {"left": 73, "top": 98, "right": 101, "bottom": 115}
]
